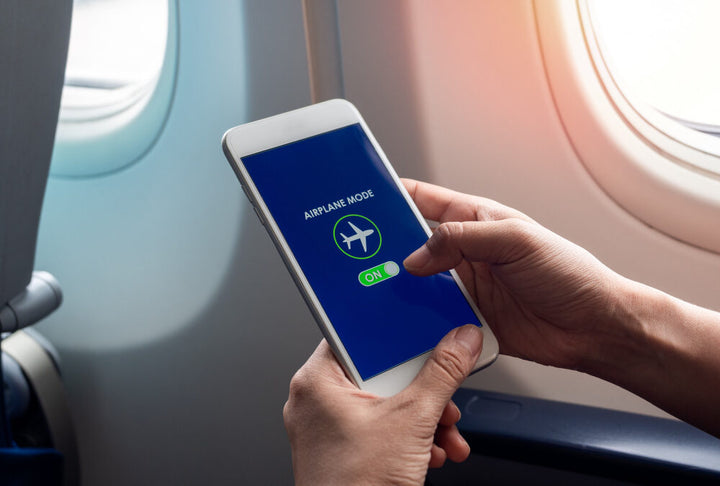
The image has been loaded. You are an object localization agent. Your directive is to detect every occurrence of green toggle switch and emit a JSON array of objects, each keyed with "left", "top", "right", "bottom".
[{"left": 358, "top": 261, "right": 400, "bottom": 287}]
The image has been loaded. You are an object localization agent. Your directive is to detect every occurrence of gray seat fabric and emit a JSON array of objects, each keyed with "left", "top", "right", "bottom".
[{"left": 0, "top": 0, "right": 72, "bottom": 306}]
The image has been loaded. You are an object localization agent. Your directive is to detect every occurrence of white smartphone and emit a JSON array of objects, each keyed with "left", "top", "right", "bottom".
[{"left": 222, "top": 99, "right": 498, "bottom": 396}]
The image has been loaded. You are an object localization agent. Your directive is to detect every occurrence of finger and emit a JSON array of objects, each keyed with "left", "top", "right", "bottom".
[
  {"left": 429, "top": 444, "right": 447, "bottom": 469},
  {"left": 404, "top": 219, "right": 539, "bottom": 276},
  {"left": 439, "top": 401, "right": 461, "bottom": 426},
  {"left": 402, "top": 178, "right": 533, "bottom": 224},
  {"left": 435, "top": 424, "right": 471, "bottom": 463},
  {"left": 400, "top": 325, "right": 483, "bottom": 417}
]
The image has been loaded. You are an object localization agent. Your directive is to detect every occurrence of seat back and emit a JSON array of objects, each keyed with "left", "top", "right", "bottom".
[{"left": 0, "top": 0, "right": 72, "bottom": 306}]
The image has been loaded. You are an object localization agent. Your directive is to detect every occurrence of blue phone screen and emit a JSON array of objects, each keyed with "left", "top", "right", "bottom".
[{"left": 243, "top": 123, "right": 481, "bottom": 380}]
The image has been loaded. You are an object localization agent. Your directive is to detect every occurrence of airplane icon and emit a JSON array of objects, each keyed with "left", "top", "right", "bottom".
[{"left": 339, "top": 221, "right": 375, "bottom": 252}]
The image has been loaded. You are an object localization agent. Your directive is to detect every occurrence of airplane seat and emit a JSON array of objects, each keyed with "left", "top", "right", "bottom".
[
  {"left": 1, "top": 329, "right": 70, "bottom": 486},
  {"left": 0, "top": 1, "right": 79, "bottom": 484}
]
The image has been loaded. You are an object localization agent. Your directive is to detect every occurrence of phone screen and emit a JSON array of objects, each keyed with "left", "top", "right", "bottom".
[{"left": 243, "top": 123, "right": 482, "bottom": 380}]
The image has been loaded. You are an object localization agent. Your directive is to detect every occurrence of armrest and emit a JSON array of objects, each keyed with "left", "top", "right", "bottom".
[{"left": 443, "top": 388, "right": 720, "bottom": 485}]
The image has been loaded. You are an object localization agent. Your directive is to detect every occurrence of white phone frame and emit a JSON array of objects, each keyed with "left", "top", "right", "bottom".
[{"left": 222, "top": 99, "right": 498, "bottom": 396}]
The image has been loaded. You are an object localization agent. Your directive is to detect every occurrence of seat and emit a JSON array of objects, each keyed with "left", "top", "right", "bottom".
[{"left": 0, "top": 1, "right": 76, "bottom": 485}]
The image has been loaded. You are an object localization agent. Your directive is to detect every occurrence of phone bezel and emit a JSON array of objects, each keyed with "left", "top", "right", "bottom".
[{"left": 222, "top": 99, "right": 498, "bottom": 396}]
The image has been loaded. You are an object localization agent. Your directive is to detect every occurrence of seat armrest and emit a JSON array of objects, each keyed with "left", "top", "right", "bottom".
[{"left": 445, "top": 388, "right": 720, "bottom": 485}]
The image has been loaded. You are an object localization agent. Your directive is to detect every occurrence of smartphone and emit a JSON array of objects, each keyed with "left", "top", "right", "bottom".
[{"left": 222, "top": 99, "right": 498, "bottom": 396}]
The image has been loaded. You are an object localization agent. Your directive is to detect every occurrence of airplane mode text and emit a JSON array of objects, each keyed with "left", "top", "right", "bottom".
[{"left": 304, "top": 189, "right": 375, "bottom": 220}]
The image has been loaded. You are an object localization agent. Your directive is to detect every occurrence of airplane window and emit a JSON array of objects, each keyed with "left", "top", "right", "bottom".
[
  {"left": 52, "top": 0, "right": 176, "bottom": 177},
  {"left": 61, "top": 0, "right": 167, "bottom": 122},
  {"left": 585, "top": 0, "right": 720, "bottom": 175},
  {"left": 534, "top": 1, "right": 720, "bottom": 253}
]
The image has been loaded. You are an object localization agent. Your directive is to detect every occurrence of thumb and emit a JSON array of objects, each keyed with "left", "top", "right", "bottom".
[{"left": 401, "top": 325, "right": 483, "bottom": 416}]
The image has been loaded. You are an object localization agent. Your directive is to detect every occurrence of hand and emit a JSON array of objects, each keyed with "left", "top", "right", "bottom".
[
  {"left": 400, "top": 179, "right": 720, "bottom": 437},
  {"left": 283, "top": 325, "right": 483, "bottom": 486},
  {"left": 402, "top": 179, "right": 626, "bottom": 371}
]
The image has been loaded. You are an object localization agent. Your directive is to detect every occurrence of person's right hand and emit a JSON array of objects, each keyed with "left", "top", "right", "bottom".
[{"left": 402, "top": 179, "right": 629, "bottom": 372}]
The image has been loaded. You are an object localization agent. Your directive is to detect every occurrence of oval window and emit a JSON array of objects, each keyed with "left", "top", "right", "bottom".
[
  {"left": 586, "top": 0, "right": 720, "bottom": 174},
  {"left": 52, "top": 0, "right": 177, "bottom": 177},
  {"left": 534, "top": 0, "right": 720, "bottom": 253}
]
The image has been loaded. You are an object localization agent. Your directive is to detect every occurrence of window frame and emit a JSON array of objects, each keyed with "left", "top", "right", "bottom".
[
  {"left": 533, "top": 0, "right": 720, "bottom": 254},
  {"left": 50, "top": 0, "right": 178, "bottom": 178}
]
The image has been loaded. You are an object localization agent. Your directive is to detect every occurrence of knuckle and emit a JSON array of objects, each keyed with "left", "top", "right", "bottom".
[
  {"left": 428, "top": 221, "right": 464, "bottom": 252},
  {"left": 503, "top": 217, "right": 531, "bottom": 235},
  {"left": 284, "top": 370, "right": 322, "bottom": 436},
  {"left": 287, "top": 368, "right": 313, "bottom": 402},
  {"left": 431, "top": 345, "right": 469, "bottom": 385},
  {"left": 282, "top": 400, "right": 294, "bottom": 429},
  {"left": 502, "top": 218, "right": 538, "bottom": 248}
]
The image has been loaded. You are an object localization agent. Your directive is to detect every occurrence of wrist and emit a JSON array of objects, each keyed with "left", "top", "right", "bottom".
[
  {"left": 576, "top": 276, "right": 720, "bottom": 434},
  {"left": 576, "top": 277, "right": 671, "bottom": 386}
]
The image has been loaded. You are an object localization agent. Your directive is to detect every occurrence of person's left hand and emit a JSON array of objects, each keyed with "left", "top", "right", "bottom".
[{"left": 283, "top": 324, "right": 484, "bottom": 486}]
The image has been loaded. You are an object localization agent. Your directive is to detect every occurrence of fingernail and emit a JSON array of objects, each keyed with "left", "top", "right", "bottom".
[
  {"left": 403, "top": 245, "right": 431, "bottom": 271},
  {"left": 452, "top": 401, "right": 462, "bottom": 422},
  {"left": 460, "top": 436, "right": 470, "bottom": 454},
  {"left": 455, "top": 325, "right": 483, "bottom": 357}
]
